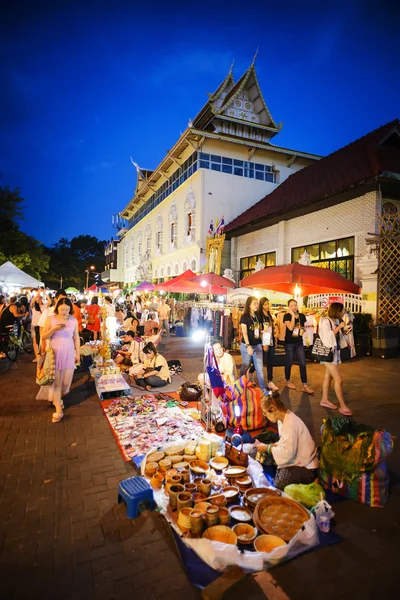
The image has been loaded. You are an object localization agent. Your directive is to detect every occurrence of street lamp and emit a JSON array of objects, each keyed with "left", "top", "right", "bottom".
[{"left": 85, "top": 265, "right": 96, "bottom": 288}]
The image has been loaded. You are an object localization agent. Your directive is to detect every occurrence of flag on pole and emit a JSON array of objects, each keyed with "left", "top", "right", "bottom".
[
  {"left": 208, "top": 221, "right": 214, "bottom": 236},
  {"left": 215, "top": 216, "right": 225, "bottom": 236}
]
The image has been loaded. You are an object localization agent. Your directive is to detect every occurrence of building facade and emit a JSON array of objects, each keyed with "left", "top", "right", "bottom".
[
  {"left": 114, "top": 60, "right": 320, "bottom": 285},
  {"left": 224, "top": 119, "right": 400, "bottom": 318},
  {"left": 102, "top": 239, "right": 121, "bottom": 285}
]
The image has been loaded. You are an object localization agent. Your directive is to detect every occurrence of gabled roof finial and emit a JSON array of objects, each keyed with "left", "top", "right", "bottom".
[
  {"left": 229, "top": 59, "right": 235, "bottom": 75},
  {"left": 252, "top": 47, "right": 259, "bottom": 66}
]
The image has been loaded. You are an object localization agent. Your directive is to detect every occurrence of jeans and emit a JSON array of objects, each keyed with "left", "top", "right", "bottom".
[
  {"left": 161, "top": 319, "right": 170, "bottom": 335},
  {"left": 135, "top": 375, "right": 168, "bottom": 388},
  {"left": 240, "top": 343, "right": 268, "bottom": 393},
  {"left": 284, "top": 342, "right": 308, "bottom": 384},
  {"left": 263, "top": 344, "right": 275, "bottom": 382}
]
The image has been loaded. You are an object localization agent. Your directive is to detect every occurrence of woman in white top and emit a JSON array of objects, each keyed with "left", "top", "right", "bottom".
[
  {"left": 319, "top": 302, "right": 352, "bottom": 416},
  {"left": 31, "top": 292, "right": 45, "bottom": 361},
  {"left": 257, "top": 392, "right": 319, "bottom": 490}
]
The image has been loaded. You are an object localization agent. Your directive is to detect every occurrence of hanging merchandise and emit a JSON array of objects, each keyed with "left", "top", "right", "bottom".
[{"left": 205, "top": 345, "right": 225, "bottom": 398}]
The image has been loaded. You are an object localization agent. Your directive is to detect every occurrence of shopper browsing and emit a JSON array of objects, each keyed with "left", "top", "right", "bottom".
[
  {"left": 283, "top": 299, "right": 314, "bottom": 394},
  {"left": 258, "top": 297, "right": 279, "bottom": 392},
  {"left": 319, "top": 302, "right": 353, "bottom": 416},
  {"left": 256, "top": 392, "right": 319, "bottom": 490},
  {"left": 240, "top": 296, "right": 268, "bottom": 395},
  {"left": 158, "top": 297, "right": 171, "bottom": 336}
]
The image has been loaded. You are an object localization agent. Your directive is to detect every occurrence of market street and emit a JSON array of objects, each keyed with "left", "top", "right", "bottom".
[{"left": 0, "top": 340, "right": 399, "bottom": 599}]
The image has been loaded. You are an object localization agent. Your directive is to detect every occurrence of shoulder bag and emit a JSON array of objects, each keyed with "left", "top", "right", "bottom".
[
  {"left": 311, "top": 319, "right": 334, "bottom": 363},
  {"left": 36, "top": 348, "right": 56, "bottom": 386}
]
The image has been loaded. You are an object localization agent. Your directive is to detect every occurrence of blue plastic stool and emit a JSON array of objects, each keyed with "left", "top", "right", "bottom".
[{"left": 117, "top": 476, "right": 156, "bottom": 519}]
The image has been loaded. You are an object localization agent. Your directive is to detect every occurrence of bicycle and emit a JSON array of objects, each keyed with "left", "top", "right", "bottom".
[{"left": 0, "top": 325, "right": 20, "bottom": 361}]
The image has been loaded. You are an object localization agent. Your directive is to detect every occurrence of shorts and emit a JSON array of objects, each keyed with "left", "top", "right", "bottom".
[{"left": 31, "top": 325, "right": 40, "bottom": 345}]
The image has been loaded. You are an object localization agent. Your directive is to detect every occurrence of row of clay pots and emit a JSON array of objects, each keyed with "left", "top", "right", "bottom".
[{"left": 177, "top": 505, "right": 230, "bottom": 537}]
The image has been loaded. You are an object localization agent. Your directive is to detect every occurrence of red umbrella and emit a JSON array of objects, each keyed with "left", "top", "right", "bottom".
[
  {"left": 160, "top": 278, "right": 227, "bottom": 295},
  {"left": 240, "top": 263, "right": 360, "bottom": 296},
  {"left": 187, "top": 272, "right": 236, "bottom": 289},
  {"left": 154, "top": 269, "right": 196, "bottom": 292}
]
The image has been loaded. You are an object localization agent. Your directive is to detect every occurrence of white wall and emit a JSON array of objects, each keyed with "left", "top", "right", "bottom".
[{"left": 231, "top": 191, "right": 380, "bottom": 285}]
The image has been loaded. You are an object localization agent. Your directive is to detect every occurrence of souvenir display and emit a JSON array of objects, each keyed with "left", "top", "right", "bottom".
[{"left": 253, "top": 496, "right": 310, "bottom": 542}]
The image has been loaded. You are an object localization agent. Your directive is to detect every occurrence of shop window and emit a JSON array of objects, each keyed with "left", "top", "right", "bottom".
[
  {"left": 291, "top": 236, "right": 355, "bottom": 281},
  {"left": 240, "top": 251, "right": 276, "bottom": 280}
]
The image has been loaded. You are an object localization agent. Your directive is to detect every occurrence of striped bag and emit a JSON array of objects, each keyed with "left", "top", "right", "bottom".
[
  {"left": 222, "top": 375, "right": 266, "bottom": 431},
  {"left": 36, "top": 348, "right": 56, "bottom": 386},
  {"left": 318, "top": 463, "right": 390, "bottom": 508}
]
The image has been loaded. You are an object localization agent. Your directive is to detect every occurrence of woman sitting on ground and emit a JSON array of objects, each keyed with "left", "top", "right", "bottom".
[
  {"left": 255, "top": 392, "right": 319, "bottom": 490},
  {"left": 134, "top": 342, "right": 171, "bottom": 390},
  {"left": 198, "top": 338, "right": 237, "bottom": 388}
]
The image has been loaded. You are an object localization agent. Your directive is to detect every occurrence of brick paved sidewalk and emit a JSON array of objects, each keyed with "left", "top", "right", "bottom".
[
  {"left": 0, "top": 352, "right": 202, "bottom": 600},
  {"left": 1, "top": 339, "right": 399, "bottom": 600}
]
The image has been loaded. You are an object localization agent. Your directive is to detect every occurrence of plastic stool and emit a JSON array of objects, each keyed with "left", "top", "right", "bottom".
[{"left": 117, "top": 476, "right": 156, "bottom": 519}]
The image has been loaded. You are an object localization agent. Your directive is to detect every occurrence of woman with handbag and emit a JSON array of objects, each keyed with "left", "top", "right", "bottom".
[
  {"left": 256, "top": 392, "right": 319, "bottom": 490},
  {"left": 258, "top": 297, "right": 279, "bottom": 392},
  {"left": 85, "top": 296, "right": 101, "bottom": 340},
  {"left": 240, "top": 296, "right": 268, "bottom": 395},
  {"left": 319, "top": 302, "right": 353, "bottom": 416},
  {"left": 42, "top": 298, "right": 80, "bottom": 423}
]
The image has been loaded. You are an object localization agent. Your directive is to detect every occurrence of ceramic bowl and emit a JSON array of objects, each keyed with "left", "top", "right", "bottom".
[
  {"left": 165, "top": 468, "right": 179, "bottom": 479},
  {"left": 193, "top": 492, "right": 207, "bottom": 503},
  {"left": 150, "top": 472, "right": 164, "bottom": 490},
  {"left": 184, "top": 483, "right": 197, "bottom": 494},
  {"left": 222, "top": 486, "right": 240, "bottom": 503},
  {"left": 209, "top": 456, "right": 229, "bottom": 471},
  {"left": 202, "top": 525, "right": 237, "bottom": 546},
  {"left": 232, "top": 523, "right": 257, "bottom": 545},
  {"left": 254, "top": 534, "right": 286, "bottom": 553}
]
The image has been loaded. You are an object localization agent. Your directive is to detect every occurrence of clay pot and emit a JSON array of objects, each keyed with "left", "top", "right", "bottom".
[
  {"left": 218, "top": 507, "right": 230, "bottom": 526},
  {"left": 209, "top": 494, "right": 227, "bottom": 508},
  {"left": 193, "top": 478, "right": 204, "bottom": 487},
  {"left": 193, "top": 492, "right": 207, "bottom": 504},
  {"left": 184, "top": 483, "right": 197, "bottom": 494},
  {"left": 190, "top": 509, "right": 204, "bottom": 538},
  {"left": 150, "top": 473, "right": 164, "bottom": 490},
  {"left": 205, "top": 505, "right": 219, "bottom": 528},
  {"left": 145, "top": 461, "right": 158, "bottom": 477},
  {"left": 169, "top": 484, "right": 185, "bottom": 511},
  {"left": 180, "top": 469, "right": 191, "bottom": 484},
  {"left": 177, "top": 507, "right": 192, "bottom": 533},
  {"left": 177, "top": 492, "right": 193, "bottom": 513},
  {"left": 198, "top": 478, "right": 212, "bottom": 497}
]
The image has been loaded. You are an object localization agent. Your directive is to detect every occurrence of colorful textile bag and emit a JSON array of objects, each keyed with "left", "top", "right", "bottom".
[
  {"left": 222, "top": 375, "right": 265, "bottom": 431},
  {"left": 205, "top": 346, "right": 225, "bottom": 398},
  {"left": 36, "top": 348, "right": 56, "bottom": 386},
  {"left": 319, "top": 463, "right": 390, "bottom": 508}
]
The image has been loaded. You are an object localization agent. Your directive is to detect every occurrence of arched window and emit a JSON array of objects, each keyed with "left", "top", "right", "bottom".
[
  {"left": 156, "top": 215, "right": 163, "bottom": 255},
  {"left": 168, "top": 200, "right": 178, "bottom": 250},
  {"left": 184, "top": 185, "right": 196, "bottom": 245}
]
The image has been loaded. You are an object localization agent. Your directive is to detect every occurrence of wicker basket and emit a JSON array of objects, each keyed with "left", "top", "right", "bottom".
[{"left": 253, "top": 496, "right": 309, "bottom": 542}]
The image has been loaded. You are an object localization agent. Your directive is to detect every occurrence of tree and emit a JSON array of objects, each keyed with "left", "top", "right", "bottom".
[
  {"left": 0, "top": 183, "right": 49, "bottom": 279},
  {"left": 45, "top": 235, "right": 107, "bottom": 289}
]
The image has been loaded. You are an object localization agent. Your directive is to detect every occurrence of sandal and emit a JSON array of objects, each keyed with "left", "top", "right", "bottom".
[
  {"left": 320, "top": 400, "right": 337, "bottom": 410},
  {"left": 339, "top": 407, "right": 353, "bottom": 416},
  {"left": 268, "top": 382, "right": 279, "bottom": 392},
  {"left": 52, "top": 412, "right": 64, "bottom": 423},
  {"left": 302, "top": 385, "right": 314, "bottom": 395},
  {"left": 286, "top": 381, "right": 296, "bottom": 390}
]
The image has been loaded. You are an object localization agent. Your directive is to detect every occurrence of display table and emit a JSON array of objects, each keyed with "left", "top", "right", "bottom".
[{"left": 94, "top": 373, "right": 131, "bottom": 400}]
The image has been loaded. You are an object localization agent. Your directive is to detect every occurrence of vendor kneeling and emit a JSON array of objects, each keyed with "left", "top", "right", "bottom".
[
  {"left": 198, "top": 339, "right": 237, "bottom": 387},
  {"left": 134, "top": 342, "right": 171, "bottom": 390},
  {"left": 256, "top": 392, "right": 319, "bottom": 490}
]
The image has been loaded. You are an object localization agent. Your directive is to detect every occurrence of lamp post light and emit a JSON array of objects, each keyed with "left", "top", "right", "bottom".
[{"left": 85, "top": 265, "right": 96, "bottom": 288}]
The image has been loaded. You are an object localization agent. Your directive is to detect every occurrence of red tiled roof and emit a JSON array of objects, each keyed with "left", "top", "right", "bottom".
[{"left": 225, "top": 119, "right": 400, "bottom": 235}]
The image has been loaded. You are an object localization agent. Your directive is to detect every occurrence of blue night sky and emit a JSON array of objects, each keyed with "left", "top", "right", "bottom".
[{"left": 1, "top": 0, "right": 399, "bottom": 247}]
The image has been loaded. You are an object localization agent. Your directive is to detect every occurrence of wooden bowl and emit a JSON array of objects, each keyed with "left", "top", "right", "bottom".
[
  {"left": 222, "top": 465, "right": 247, "bottom": 478},
  {"left": 193, "top": 492, "right": 207, "bottom": 503},
  {"left": 209, "top": 456, "right": 229, "bottom": 471},
  {"left": 165, "top": 468, "right": 179, "bottom": 479},
  {"left": 145, "top": 461, "right": 158, "bottom": 476},
  {"left": 195, "top": 502, "right": 211, "bottom": 515},
  {"left": 158, "top": 459, "right": 172, "bottom": 472},
  {"left": 148, "top": 450, "right": 165, "bottom": 463},
  {"left": 202, "top": 525, "right": 237, "bottom": 546},
  {"left": 229, "top": 505, "right": 253, "bottom": 523},
  {"left": 174, "top": 461, "right": 189, "bottom": 470},
  {"left": 169, "top": 455, "right": 184, "bottom": 464},
  {"left": 244, "top": 487, "right": 280, "bottom": 509},
  {"left": 254, "top": 534, "right": 286, "bottom": 553},
  {"left": 209, "top": 494, "right": 227, "bottom": 508},
  {"left": 189, "top": 460, "right": 210, "bottom": 474},
  {"left": 233, "top": 523, "right": 257, "bottom": 545},
  {"left": 222, "top": 486, "right": 240, "bottom": 503},
  {"left": 165, "top": 444, "right": 185, "bottom": 456}
]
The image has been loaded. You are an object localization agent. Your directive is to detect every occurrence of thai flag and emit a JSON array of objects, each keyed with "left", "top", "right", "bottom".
[
  {"left": 215, "top": 216, "right": 225, "bottom": 236},
  {"left": 208, "top": 221, "right": 214, "bottom": 236}
]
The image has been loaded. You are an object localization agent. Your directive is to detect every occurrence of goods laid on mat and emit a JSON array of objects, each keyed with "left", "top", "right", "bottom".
[
  {"left": 319, "top": 416, "right": 394, "bottom": 507},
  {"left": 140, "top": 435, "right": 319, "bottom": 571},
  {"left": 103, "top": 395, "right": 205, "bottom": 460}
]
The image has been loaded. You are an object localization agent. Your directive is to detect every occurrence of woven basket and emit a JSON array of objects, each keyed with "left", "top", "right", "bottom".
[{"left": 253, "top": 496, "right": 309, "bottom": 542}]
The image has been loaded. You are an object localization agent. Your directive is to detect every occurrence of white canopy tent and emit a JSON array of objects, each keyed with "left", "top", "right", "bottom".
[{"left": 0, "top": 261, "right": 44, "bottom": 290}]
